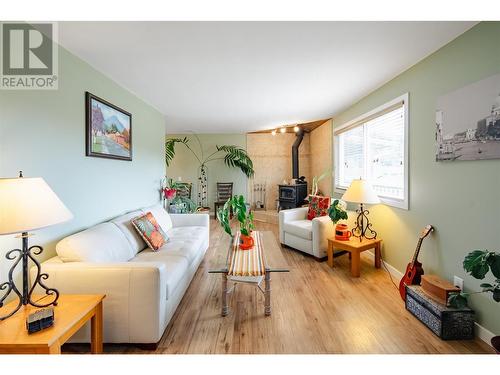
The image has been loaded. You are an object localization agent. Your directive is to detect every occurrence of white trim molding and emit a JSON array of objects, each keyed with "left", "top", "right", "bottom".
[{"left": 475, "top": 322, "right": 496, "bottom": 347}]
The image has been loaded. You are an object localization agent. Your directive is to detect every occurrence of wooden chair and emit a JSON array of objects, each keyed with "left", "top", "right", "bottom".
[
  {"left": 214, "top": 182, "right": 233, "bottom": 215},
  {"left": 176, "top": 182, "right": 192, "bottom": 199}
]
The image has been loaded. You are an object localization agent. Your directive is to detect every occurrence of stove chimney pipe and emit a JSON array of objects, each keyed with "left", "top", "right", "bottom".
[{"left": 292, "top": 128, "right": 304, "bottom": 179}]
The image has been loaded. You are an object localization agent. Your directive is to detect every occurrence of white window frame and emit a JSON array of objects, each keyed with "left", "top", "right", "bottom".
[{"left": 333, "top": 93, "right": 409, "bottom": 210}]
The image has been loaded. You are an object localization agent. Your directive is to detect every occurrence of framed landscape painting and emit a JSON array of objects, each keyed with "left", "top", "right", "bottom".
[{"left": 85, "top": 92, "right": 132, "bottom": 161}]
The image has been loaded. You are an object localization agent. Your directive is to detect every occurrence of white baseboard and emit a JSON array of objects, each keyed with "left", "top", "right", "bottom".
[
  {"left": 361, "top": 251, "right": 403, "bottom": 279},
  {"left": 360, "top": 252, "right": 495, "bottom": 348},
  {"left": 475, "top": 322, "right": 495, "bottom": 347}
]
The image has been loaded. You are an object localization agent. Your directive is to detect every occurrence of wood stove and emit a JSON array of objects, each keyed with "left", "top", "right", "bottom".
[{"left": 278, "top": 183, "right": 308, "bottom": 210}]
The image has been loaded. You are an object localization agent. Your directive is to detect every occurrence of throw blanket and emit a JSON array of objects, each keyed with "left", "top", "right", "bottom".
[{"left": 228, "top": 231, "right": 266, "bottom": 277}]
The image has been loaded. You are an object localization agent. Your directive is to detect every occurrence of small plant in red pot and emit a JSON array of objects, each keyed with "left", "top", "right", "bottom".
[
  {"left": 327, "top": 199, "right": 349, "bottom": 241},
  {"left": 217, "top": 195, "right": 255, "bottom": 250},
  {"left": 163, "top": 187, "right": 177, "bottom": 200}
]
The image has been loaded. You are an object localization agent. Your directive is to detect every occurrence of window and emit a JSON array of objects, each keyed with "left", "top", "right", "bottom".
[{"left": 334, "top": 93, "right": 409, "bottom": 209}]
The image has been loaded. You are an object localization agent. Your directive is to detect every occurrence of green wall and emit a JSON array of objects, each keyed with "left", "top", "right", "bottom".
[
  {"left": 333, "top": 22, "right": 500, "bottom": 334},
  {"left": 166, "top": 134, "right": 248, "bottom": 210},
  {"left": 0, "top": 46, "right": 165, "bottom": 291}
]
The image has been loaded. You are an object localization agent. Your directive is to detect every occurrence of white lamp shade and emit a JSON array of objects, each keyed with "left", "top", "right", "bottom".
[
  {"left": 341, "top": 179, "right": 381, "bottom": 205},
  {"left": 0, "top": 177, "right": 73, "bottom": 235}
]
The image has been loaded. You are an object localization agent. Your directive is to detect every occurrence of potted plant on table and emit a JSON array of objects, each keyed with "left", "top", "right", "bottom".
[
  {"left": 327, "top": 199, "right": 349, "bottom": 240},
  {"left": 161, "top": 177, "right": 197, "bottom": 214},
  {"left": 216, "top": 195, "right": 255, "bottom": 250},
  {"left": 447, "top": 249, "right": 500, "bottom": 353}
]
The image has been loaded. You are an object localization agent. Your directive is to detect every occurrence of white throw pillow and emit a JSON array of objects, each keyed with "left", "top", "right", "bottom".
[
  {"left": 56, "top": 222, "right": 135, "bottom": 262},
  {"left": 141, "top": 203, "right": 173, "bottom": 232}
]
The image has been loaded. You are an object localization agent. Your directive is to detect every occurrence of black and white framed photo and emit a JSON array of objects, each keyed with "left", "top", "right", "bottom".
[{"left": 436, "top": 73, "right": 500, "bottom": 161}]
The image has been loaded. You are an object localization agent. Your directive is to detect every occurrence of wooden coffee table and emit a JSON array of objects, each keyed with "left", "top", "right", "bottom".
[
  {"left": 327, "top": 237, "right": 382, "bottom": 277},
  {"left": 0, "top": 294, "right": 105, "bottom": 354}
]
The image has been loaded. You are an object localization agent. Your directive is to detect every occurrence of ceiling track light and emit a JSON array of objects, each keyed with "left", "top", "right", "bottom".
[{"left": 270, "top": 125, "right": 300, "bottom": 135}]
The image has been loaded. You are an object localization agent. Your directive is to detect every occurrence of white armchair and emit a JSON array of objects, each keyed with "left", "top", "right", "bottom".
[{"left": 279, "top": 207, "right": 334, "bottom": 259}]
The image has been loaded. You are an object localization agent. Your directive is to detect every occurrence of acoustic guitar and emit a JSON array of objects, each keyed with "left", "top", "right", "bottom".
[{"left": 399, "top": 224, "right": 434, "bottom": 300}]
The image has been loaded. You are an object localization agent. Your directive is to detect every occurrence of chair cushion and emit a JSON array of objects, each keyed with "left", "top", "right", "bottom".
[
  {"left": 307, "top": 195, "right": 331, "bottom": 220},
  {"left": 283, "top": 219, "right": 313, "bottom": 240},
  {"left": 56, "top": 222, "right": 134, "bottom": 262},
  {"left": 132, "top": 212, "right": 168, "bottom": 251},
  {"left": 141, "top": 203, "right": 173, "bottom": 232},
  {"left": 131, "top": 253, "right": 188, "bottom": 299},
  {"left": 110, "top": 210, "right": 147, "bottom": 254}
]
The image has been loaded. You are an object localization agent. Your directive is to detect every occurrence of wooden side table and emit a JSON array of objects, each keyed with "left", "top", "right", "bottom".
[
  {"left": 327, "top": 237, "right": 382, "bottom": 277},
  {"left": 0, "top": 294, "right": 105, "bottom": 354}
]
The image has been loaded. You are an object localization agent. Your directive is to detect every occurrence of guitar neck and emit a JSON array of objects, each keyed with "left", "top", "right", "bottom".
[{"left": 411, "top": 238, "right": 424, "bottom": 266}]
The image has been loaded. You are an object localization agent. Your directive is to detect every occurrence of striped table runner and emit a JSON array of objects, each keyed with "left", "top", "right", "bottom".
[{"left": 228, "top": 231, "right": 266, "bottom": 277}]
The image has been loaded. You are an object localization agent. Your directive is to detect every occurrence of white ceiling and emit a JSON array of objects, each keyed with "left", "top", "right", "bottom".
[{"left": 59, "top": 21, "right": 475, "bottom": 133}]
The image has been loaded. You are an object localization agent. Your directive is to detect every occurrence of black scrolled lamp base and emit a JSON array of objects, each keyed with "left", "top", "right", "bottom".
[
  {"left": 0, "top": 232, "right": 59, "bottom": 321},
  {"left": 351, "top": 203, "right": 377, "bottom": 242}
]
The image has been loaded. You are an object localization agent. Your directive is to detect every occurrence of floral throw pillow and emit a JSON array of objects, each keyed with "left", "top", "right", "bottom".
[
  {"left": 131, "top": 212, "right": 168, "bottom": 251},
  {"left": 307, "top": 195, "right": 331, "bottom": 220}
]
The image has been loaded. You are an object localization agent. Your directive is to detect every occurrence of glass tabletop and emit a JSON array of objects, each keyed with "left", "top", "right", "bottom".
[{"left": 210, "top": 231, "right": 290, "bottom": 273}]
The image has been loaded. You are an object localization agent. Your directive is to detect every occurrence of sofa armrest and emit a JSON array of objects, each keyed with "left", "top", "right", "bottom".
[
  {"left": 311, "top": 215, "right": 335, "bottom": 258},
  {"left": 170, "top": 213, "right": 210, "bottom": 228},
  {"left": 31, "top": 260, "right": 167, "bottom": 343}
]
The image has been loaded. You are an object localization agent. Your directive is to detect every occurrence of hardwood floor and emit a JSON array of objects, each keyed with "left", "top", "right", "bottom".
[{"left": 64, "top": 219, "right": 493, "bottom": 354}]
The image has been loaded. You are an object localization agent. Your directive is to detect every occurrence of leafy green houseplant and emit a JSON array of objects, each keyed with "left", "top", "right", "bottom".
[
  {"left": 327, "top": 199, "right": 348, "bottom": 224},
  {"left": 216, "top": 195, "right": 255, "bottom": 249},
  {"left": 311, "top": 170, "right": 330, "bottom": 196},
  {"left": 448, "top": 250, "right": 500, "bottom": 308},
  {"left": 165, "top": 135, "right": 254, "bottom": 208},
  {"left": 161, "top": 177, "right": 197, "bottom": 213}
]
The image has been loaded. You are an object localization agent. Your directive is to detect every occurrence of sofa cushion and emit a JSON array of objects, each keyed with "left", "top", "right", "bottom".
[
  {"left": 56, "top": 222, "right": 134, "bottom": 262},
  {"left": 167, "top": 226, "right": 208, "bottom": 241},
  {"left": 307, "top": 195, "right": 331, "bottom": 220},
  {"left": 156, "top": 226, "right": 208, "bottom": 263},
  {"left": 141, "top": 203, "right": 173, "bottom": 232},
  {"left": 131, "top": 253, "right": 188, "bottom": 299},
  {"left": 110, "top": 210, "right": 147, "bottom": 254},
  {"left": 283, "top": 219, "right": 313, "bottom": 240},
  {"left": 132, "top": 212, "right": 168, "bottom": 251}
]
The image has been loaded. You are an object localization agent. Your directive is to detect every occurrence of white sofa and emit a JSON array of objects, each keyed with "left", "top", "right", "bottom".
[
  {"left": 32, "top": 203, "right": 209, "bottom": 345},
  {"left": 279, "top": 207, "right": 334, "bottom": 259}
]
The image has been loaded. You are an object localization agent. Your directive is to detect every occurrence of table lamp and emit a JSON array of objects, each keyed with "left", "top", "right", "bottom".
[
  {"left": 0, "top": 172, "right": 73, "bottom": 320},
  {"left": 341, "top": 178, "right": 380, "bottom": 241}
]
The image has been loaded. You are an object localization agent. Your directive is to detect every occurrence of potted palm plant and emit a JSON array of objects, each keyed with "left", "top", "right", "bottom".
[
  {"left": 447, "top": 249, "right": 500, "bottom": 353},
  {"left": 217, "top": 195, "right": 255, "bottom": 250},
  {"left": 165, "top": 135, "right": 254, "bottom": 208}
]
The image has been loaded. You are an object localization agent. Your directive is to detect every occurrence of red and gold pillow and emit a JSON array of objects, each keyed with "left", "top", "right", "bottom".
[
  {"left": 131, "top": 212, "right": 168, "bottom": 251},
  {"left": 307, "top": 195, "right": 331, "bottom": 220}
]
